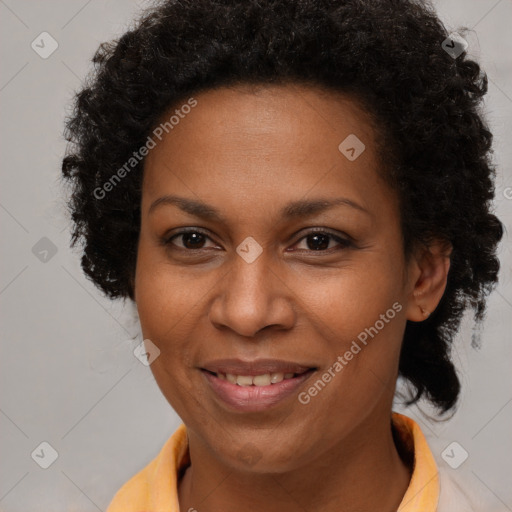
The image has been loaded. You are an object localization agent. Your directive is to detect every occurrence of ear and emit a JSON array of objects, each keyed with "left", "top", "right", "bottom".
[{"left": 405, "top": 239, "right": 452, "bottom": 322}]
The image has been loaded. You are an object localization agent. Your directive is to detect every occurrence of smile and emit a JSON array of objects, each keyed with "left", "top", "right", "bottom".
[{"left": 200, "top": 366, "right": 316, "bottom": 412}]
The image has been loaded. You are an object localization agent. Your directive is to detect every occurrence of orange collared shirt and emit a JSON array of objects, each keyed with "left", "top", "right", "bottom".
[{"left": 106, "top": 413, "right": 442, "bottom": 511}]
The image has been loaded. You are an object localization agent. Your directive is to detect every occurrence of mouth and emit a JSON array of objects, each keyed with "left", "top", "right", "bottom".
[{"left": 199, "top": 359, "right": 317, "bottom": 412}]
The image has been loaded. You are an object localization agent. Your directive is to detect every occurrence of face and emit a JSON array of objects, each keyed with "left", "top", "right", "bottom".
[{"left": 135, "top": 83, "right": 419, "bottom": 473}]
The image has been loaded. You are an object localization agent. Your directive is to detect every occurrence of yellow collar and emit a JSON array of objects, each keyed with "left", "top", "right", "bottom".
[{"left": 393, "top": 413, "right": 439, "bottom": 511}]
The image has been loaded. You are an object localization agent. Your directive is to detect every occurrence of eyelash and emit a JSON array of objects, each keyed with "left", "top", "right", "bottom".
[{"left": 162, "top": 227, "right": 354, "bottom": 254}]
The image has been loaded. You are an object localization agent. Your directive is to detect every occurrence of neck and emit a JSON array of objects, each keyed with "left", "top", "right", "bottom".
[{"left": 178, "top": 413, "right": 412, "bottom": 512}]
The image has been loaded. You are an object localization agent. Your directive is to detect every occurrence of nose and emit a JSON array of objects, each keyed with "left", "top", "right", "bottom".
[{"left": 208, "top": 249, "right": 296, "bottom": 338}]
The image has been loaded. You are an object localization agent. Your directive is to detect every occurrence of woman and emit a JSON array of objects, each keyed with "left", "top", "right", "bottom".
[{"left": 61, "top": 0, "right": 503, "bottom": 510}]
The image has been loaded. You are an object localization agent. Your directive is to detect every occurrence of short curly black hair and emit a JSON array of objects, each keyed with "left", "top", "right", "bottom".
[{"left": 61, "top": 0, "right": 503, "bottom": 413}]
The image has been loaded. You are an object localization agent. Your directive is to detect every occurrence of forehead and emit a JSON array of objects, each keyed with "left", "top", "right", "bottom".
[
  {"left": 141, "top": 83, "right": 394, "bottom": 222},
  {"left": 149, "top": 83, "right": 376, "bottom": 154}
]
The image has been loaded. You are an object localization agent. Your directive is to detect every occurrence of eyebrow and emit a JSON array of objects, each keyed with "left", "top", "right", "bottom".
[{"left": 148, "top": 194, "right": 371, "bottom": 221}]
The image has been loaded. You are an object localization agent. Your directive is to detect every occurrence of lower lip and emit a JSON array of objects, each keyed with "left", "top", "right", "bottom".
[{"left": 201, "top": 369, "right": 315, "bottom": 412}]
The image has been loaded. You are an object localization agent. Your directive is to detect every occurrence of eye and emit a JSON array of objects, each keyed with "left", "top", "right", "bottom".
[
  {"left": 292, "top": 230, "right": 353, "bottom": 252},
  {"left": 164, "top": 229, "right": 217, "bottom": 250}
]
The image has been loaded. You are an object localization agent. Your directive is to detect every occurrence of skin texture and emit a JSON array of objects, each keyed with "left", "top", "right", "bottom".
[{"left": 134, "top": 84, "right": 452, "bottom": 512}]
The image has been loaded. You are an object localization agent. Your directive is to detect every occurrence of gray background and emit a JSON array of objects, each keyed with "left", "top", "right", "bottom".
[{"left": 0, "top": 0, "right": 511, "bottom": 510}]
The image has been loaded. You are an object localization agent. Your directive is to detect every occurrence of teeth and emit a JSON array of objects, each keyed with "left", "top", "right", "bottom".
[
  {"left": 270, "top": 372, "right": 284, "bottom": 384},
  {"left": 253, "top": 374, "right": 271, "bottom": 386},
  {"left": 236, "top": 375, "right": 253, "bottom": 387},
  {"left": 221, "top": 372, "right": 297, "bottom": 386}
]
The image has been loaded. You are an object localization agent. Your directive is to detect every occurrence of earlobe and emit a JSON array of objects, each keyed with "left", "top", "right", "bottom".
[
  {"left": 418, "top": 303, "right": 431, "bottom": 319},
  {"left": 405, "top": 240, "right": 452, "bottom": 322}
]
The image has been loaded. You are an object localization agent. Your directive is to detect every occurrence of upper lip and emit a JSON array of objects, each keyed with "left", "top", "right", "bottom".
[{"left": 201, "top": 358, "right": 315, "bottom": 376}]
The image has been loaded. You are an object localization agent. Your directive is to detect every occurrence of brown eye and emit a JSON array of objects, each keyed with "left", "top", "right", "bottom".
[
  {"left": 165, "top": 230, "right": 216, "bottom": 250},
  {"left": 304, "top": 233, "right": 331, "bottom": 251},
  {"left": 293, "top": 230, "right": 353, "bottom": 252}
]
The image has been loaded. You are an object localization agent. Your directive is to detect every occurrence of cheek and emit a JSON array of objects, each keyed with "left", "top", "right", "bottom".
[
  {"left": 134, "top": 244, "right": 192, "bottom": 378},
  {"left": 295, "top": 258, "right": 406, "bottom": 406},
  {"left": 134, "top": 243, "right": 205, "bottom": 416},
  {"left": 296, "top": 257, "right": 405, "bottom": 342},
  {"left": 135, "top": 238, "right": 199, "bottom": 336}
]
